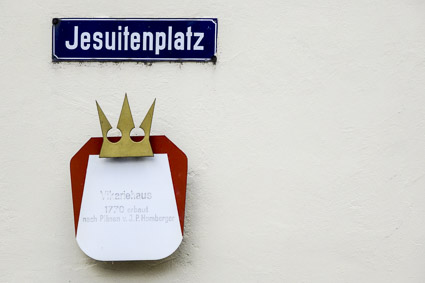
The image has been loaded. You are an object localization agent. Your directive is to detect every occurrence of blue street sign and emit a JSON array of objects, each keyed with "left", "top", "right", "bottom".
[{"left": 52, "top": 18, "right": 218, "bottom": 62}]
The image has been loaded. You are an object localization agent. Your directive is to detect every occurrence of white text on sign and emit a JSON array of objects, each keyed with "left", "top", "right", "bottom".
[{"left": 65, "top": 26, "right": 205, "bottom": 55}]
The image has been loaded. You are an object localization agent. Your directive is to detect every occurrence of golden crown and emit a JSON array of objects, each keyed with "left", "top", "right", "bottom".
[{"left": 96, "top": 95, "right": 155, "bottom": 158}]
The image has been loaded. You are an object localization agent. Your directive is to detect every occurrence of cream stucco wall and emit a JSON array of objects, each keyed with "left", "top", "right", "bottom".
[{"left": 1, "top": 0, "right": 425, "bottom": 282}]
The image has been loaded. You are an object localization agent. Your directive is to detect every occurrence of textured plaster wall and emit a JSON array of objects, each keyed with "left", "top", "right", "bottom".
[{"left": 1, "top": 0, "right": 425, "bottom": 282}]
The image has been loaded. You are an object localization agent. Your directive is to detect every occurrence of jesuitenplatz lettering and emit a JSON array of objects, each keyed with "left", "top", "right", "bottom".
[{"left": 65, "top": 26, "right": 205, "bottom": 55}]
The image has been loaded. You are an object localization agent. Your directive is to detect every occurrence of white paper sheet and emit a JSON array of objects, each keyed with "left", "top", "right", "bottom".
[{"left": 76, "top": 154, "right": 182, "bottom": 261}]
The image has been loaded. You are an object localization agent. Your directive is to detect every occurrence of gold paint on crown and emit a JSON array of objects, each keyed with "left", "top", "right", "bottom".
[{"left": 96, "top": 95, "right": 155, "bottom": 158}]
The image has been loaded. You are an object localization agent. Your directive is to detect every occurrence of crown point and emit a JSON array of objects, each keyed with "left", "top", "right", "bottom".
[
  {"left": 140, "top": 99, "right": 156, "bottom": 138},
  {"left": 117, "top": 95, "right": 135, "bottom": 134},
  {"left": 96, "top": 101, "right": 112, "bottom": 138}
]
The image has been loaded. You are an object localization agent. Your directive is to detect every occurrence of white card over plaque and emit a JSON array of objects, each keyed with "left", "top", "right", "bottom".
[{"left": 76, "top": 154, "right": 182, "bottom": 261}]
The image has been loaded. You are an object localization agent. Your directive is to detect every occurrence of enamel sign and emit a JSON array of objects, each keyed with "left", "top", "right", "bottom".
[{"left": 52, "top": 18, "right": 218, "bottom": 62}]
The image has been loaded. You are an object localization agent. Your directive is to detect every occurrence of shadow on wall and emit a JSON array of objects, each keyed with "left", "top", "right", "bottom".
[{"left": 88, "top": 241, "right": 187, "bottom": 273}]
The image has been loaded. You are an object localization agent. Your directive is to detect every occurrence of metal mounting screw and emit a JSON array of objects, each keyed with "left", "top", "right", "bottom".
[
  {"left": 211, "top": 55, "right": 217, "bottom": 64},
  {"left": 52, "top": 18, "right": 59, "bottom": 25}
]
